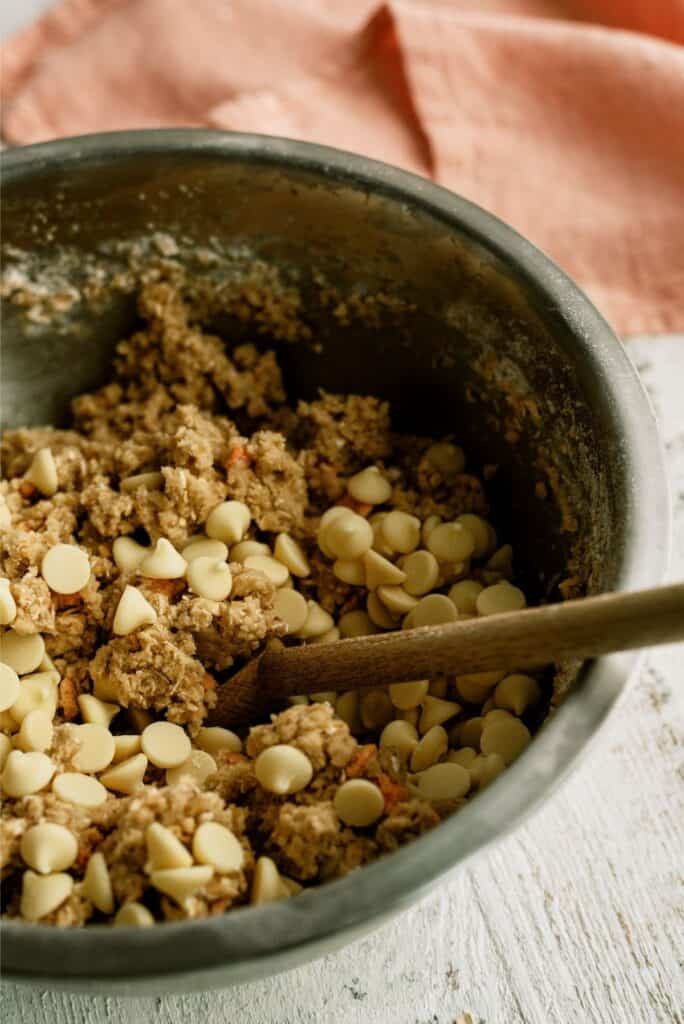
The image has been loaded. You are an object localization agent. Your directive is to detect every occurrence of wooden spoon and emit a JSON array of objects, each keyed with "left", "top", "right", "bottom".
[{"left": 209, "top": 582, "right": 684, "bottom": 726}]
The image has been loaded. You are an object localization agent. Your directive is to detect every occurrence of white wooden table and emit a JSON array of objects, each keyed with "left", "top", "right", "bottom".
[{"left": 2, "top": 6, "right": 683, "bottom": 1021}]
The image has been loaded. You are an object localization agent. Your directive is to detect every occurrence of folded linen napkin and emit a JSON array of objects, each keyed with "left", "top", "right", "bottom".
[{"left": 3, "top": 0, "right": 683, "bottom": 334}]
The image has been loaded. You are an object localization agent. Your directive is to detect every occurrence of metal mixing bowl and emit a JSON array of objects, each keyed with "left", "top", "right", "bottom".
[{"left": 0, "top": 131, "right": 669, "bottom": 993}]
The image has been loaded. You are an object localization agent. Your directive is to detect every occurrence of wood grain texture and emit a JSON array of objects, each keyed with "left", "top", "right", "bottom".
[
  {"left": 1, "top": 336, "right": 682, "bottom": 1023},
  {"left": 213, "top": 584, "right": 684, "bottom": 725}
]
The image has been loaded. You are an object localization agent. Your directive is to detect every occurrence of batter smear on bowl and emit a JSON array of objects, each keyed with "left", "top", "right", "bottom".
[{"left": 1, "top": 281, "right": 541, "bottom": 926}]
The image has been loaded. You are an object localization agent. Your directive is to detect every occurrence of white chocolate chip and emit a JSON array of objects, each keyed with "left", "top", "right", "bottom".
[
  {"left": 254, "top": 744, "right": 313, "bottom": 795},
  {"left": 455, "top": 671, "right": 505, "bottom": 704},
  {"left": 205, "top": 501, "right": 251, "bottom": 545},
  {"left": 0, "top": 579, "right": 17, "bottom": 626},
  {"left": 0, "top": 733, "right": 12, "bottom": 770},
  {"left": 419, "top": 696, "right": 461, "bottom": 733},
  {"left": 41, "top": 543, "right": 91, "bottom": 594},
  {"left": 181, "top": 537, "right": 229, "bottom": 563},
  {"left": 347, "top": 466, "right": 392, "bottom": 505},
  {"left": 0, "top": 662, "right": 20, "bottom": 711},
  {"left": 120, "top": 471, "right": 164, "bottom": 492},
  {"left": 273, "top": 588, "right": 308, "bottom": 634},
  {"left": 114, "top": 902, "right": 155, "bottom": 927},
  {"left": 9, "top": 671, "right": 58, "bottom": 724},
  {"left": 322, "top": 511, "right": 373, "bottom": 561},
  {"left": 193, "top": 822, "right": 244, "bottom": 874},
  {"left": 251, "top": 856, "right": 291, "bottom": 904},
  {"left": 78, "top": 694, "right": 120, "bottom": 727},
  {"left": 425, "top": 442, "right": 465, "bottom": 477},
  {"left": 20, "top": 822, "right": 78, "bottom": 874},
  {"left": 376, "top": 585, "right": 419, "bottom": 617},
  {"left": 138, "top": 538, "right": 187, "bottom": 580},
  {"left": 38, "top": 651, "right": 57, "bottom": 673},
  {"left": 447, "top": 746, "right": 478, "bottom": 768},
  {"left": 332, "top": 559, "right": 366, "bottom": 586},
  {"left": 112, "top": 734, "right": 142, "bottom": 763},
  {"left": 334, "top": 779, "right": 384, "bottom": 827},
  {"left": 99, "top": 753, "right": 148, "bottom": 794},
  {"left": 2, "top": 750, "right": 56, "bottom": 796},
  {"left": 401, "top": 550, "right": 440, "bottom": 596},
  {"left": 470, "top": 752, "right": 506, "bottom": 788},
  {"left": 335, "top": 690, "right": 361, "bottom": 732},
  {"left": 366, "top": 591, "right": 398, "bottom": 630},
  {"left": 70, "top": 723, "right": 115, "bottom": 773},
  {"left": 317, "top": 506, "right": 353, "bottom": 558},
  {"left": 113, "top": 584, "right": 158, "bottom": 636},
  {"left": 52, "top": 772, "right": 108, "bottom": 807},
  {"left": 16, "top": 709, "right": 54, "bottom": 753},
  {"left": 476, "top": 580, "right": 526, "bottom": 615},
  {"left": 82, "top": 852, "right": 114, "bottom": 914},
  {"left": 25, "top": 447, "right": 58, "bottom": 497},
  {"left": 494, "top": 674, "right": 541, "bottom": 715},
  {"left": 150, "top": 865, "right": 213, "bottom": 905},
  {"left": 310, "top": 691, "right": 336, "bottom": 704},
  {"left": 20, "top": 870, "right": 73, "bottom": 921},
  {"left": 457, "top": 717, "right": 485, "bottom": 749},
  {"left": 243, "top": 554, "right": 289, "bottom": 588},
  {"left": 485, "top": 544, "right": 514, "bottom": 577},
  {"left": 380, "top": 510, "right": 421, "bottom": 554},
  {"left": 421, "top": 515, "right": 442, "bottom": 546},
  {"left": 141, "top": 721, "right": 191, "bottom": 769},
  {"left": 411, "top": 594, "right": 459, "bottom": 628},
  {"left": 448, "top": 580, "right": 483, "bottom": 614},
  {"left": 389, "top": 680, "right": 429, "bottom": 710},
  {"left": 402, "top": 610, "right": 417, "bottom": 630},
  {"left": 484, "top": 709, "right": 515, "bottom": 726},
  {"left": 456, "top": 514, "right": 493, "bottom": 558},
  {"left": 370, "top": 512, "right": 394, "bottom": 558},
  {"left": 112, "top": 537, "right": 150, "bottom": 573},
  {"left": 410, "top": 725, "right": 448, "bottom": 772},
  {"left": 309, "top": 626, "right": 341, "bottom": 645},
  {"left": 186, "top": 557, "right": 233, "bottom": 601},
  {"left": 145, "top": 823, "right": 193, "bottom": 872},
  {"left": 480, "top": 716, "right": 531, "bottom": 764},
  {"left": 297, "top": 601, "right": 334, "bottom": 640},
  {"left": 362, "top": 549, "right": 406, "bottom": 589},
  {"left": 338, "top": 610, "right": 379, "bottom": 638},
  {"left": 166, "top": 748, "right": 217, "bottom": 787},
  {"left": 379, "top": 719, "right": 419, "bottom": 758},
  {"left": 273, "top": 533, "right": 311, "bottom": 577},
  {"left": 195, "top": 726, "right": 242, "bottom": 757},
  {"left": 426, "top": 522, "right": 475, "bottom": 563},
  {"left": 414, "top": 762, "right": 470, "bottom": 801},
  {"left": 0, "top": 630, "right": 46, "bottom": 675},
  {"left": 360, "top": 689, "right": 394, "bottom": 730},
  {"left": 230, "top": 540, "right": 271, "bottom": 563}
]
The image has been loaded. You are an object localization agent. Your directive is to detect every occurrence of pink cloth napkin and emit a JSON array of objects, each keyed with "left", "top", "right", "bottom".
[{"left": 2, "top": 0, "right": 683, "bottom": 335}]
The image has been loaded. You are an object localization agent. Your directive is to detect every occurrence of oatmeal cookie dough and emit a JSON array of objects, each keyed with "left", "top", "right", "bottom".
[{"left": 1, "top": 280, "right": 541, "bottom": 927}]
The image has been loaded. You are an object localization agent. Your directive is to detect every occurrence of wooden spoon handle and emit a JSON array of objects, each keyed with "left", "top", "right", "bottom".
[
  {"left": 211, "top": 583, "right": 684, "bottom": 725},
  {"left": 259, "top": 582, "right": 684, "bottom": 693}
]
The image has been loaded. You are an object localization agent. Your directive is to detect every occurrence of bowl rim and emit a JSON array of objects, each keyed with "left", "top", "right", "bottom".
[{"left": 0, "top": 129, "right": 671, "bottom": 987}]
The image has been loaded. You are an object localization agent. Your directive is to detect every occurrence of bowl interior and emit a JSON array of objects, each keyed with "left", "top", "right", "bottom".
[
  {"left": 2, "top": 139, "right": 621, "bottom": 606},
  {"left": 1, "top": 133, "right": 662, "bottom": 986}
]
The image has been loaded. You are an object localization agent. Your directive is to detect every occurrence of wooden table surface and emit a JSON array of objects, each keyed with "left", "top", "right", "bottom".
[{"left": 2, "top": 8, "right": 683, "bottom": 1020}]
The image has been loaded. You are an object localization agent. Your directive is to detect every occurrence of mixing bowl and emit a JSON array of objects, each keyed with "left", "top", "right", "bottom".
[{"left": 0, "top": 130, "right": 669, "bottom": 993}]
